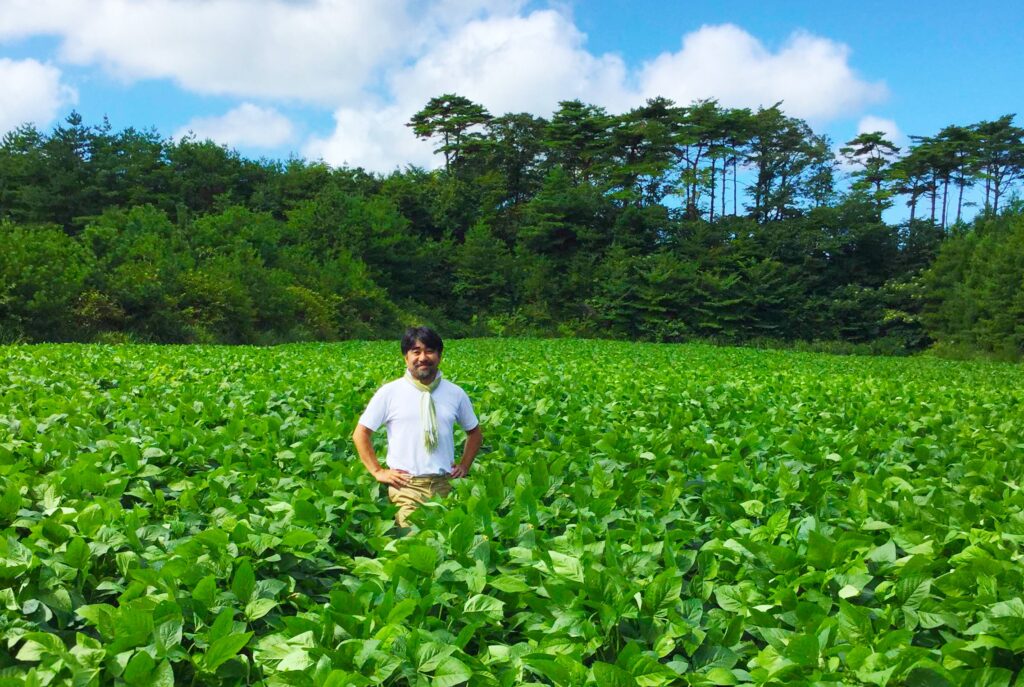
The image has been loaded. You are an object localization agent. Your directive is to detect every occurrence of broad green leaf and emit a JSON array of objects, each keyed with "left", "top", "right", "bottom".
[
  {"left": 245, "top": 598, "right": 277, "bottom": 621},
  {"left": 407, "top": 544, "right": 438, "bottom": 573},
  {"left": 414, "top": 641, "right": 456, "bottom": 672},
  {"left": 643, "top": 569, "right": 682, "bottom": 616},
  {"left": 896, "top": 576, "right": 932, "bottom": 610},
  {"left": 489, "top": 574, "right": 531, "bottom": 593},
  {"left": 232, "top": 560, "right": 256, "bottom": 602},
  {"left": 432, "top": 656, "right": 472, "bottom": 687},
  {"left": 784, "top": 633, "right": 819, "bottom": 668},
  {"left": 154, "top": 619, "right": 183, "bottom": 658},
  {"left": 592, "top": 661, "right": 638, "bottom": 687},
  {"left": 522, "top": 654, "right": 588, "bottom": 686},
  {"left": 124, "top": 650, "right": 156, "bottom": 685},
  {"left": 462, "top": 594, "right": 504, "bottom": 623},
  {"left": 546, "top": 551, "right": 584, "bottom": 582},
  {"left": 281, "top": 529, "right": 319, "bottom": 548},
  {"left": 701, "top": 667, "right": 738, "bottom": 685},
  {"left": 203, "top": 632, "right": 253, "bottom": 672},
  {"left": 15, "top": 633, "right": 66, "bottom": 661},
  {"left": 193, "top": 575, "right": 217, "bottom": 607}
]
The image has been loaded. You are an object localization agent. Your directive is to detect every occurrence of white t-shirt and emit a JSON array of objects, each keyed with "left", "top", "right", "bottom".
[{"left": 358, "top": 375, "right": 479, "bottom": 476}]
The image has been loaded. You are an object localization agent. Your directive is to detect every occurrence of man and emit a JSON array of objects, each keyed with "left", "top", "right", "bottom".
[{"left": 353, "top": 326, "right": 482, "bottom": 527}]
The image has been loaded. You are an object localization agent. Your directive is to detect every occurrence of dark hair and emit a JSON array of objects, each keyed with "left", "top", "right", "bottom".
[{"left": 401, "top": 326, "right": 443, "bottom": 355}]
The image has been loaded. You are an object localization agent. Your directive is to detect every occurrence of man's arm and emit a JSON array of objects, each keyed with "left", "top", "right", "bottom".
[
  {"left": 450, "top": 425, "right": 482, "bottom": 478},
  {"left": 352, "top": 424, "right": 411, "bottom": 487}
]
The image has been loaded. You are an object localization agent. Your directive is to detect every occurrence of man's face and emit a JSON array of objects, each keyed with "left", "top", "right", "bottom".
[{"left": 405, "top": 340, "right": 441, "bottom": 382}]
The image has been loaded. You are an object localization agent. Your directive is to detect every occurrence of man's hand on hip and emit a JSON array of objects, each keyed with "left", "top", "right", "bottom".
[{"left": 374, "top": 468, "right": 412, "bottom": 487}]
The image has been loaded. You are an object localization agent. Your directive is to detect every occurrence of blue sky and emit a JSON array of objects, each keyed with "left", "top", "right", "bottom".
[{"left": 1, "top": 0, "right": 1021, "bottom": 176}]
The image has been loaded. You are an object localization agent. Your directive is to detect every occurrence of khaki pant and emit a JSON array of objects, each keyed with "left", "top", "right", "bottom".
[{"left": 388, "top": 475, "right": 452, "bottom": 527}]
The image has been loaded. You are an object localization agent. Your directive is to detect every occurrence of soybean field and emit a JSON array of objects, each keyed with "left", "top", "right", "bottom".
[{"left": 2, "top": 340, "right": 1024, "bottom": 686}]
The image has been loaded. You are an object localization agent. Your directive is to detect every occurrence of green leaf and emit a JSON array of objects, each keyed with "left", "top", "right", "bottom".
[
  {"left": 245, "top": 598, "right": 277, "bottom": 621},
  {"left": 281, "top": 529, "right": 319, "bottom": 549},
  {"left": 232, "top": 560, "right": 255, "bottom": 603},
  {"left": 15, "top": 633, "right": 66, "bottom": 661},
  {"left": 702, "top": 667, "right": 738, "bottom": 685},
  {"left": 784, "top": 633, "right": 819, "bottom": 668},
  {"left": 203, "top": 632, "right": 253, "bottom": 672},
  {"left": 838, "top": 601, "right": 873, "bottom": 645},
  {"left": 432, "top": 656, "right": 472, "bottom": 687},
  {"left": 124, "top": 650, "right": 156, "bottom": 685},
  {"left": 407, "top": 544, "right": 438, "bottom": 573},
  {"left": 152, "top": 660, "right": 175, "bottom": 687},
  {"left": 209, "top": 608, "right": 235, "bottom": 641},
  {"left": 643, "top": 569, "right": 681, "bottom": 615},
  {"left": 113, "top": 606, "right": 154, "bottom": 651},
  {"left": 292, "top": 499, "right": 320, "bottom": 523},
  {"left": 414, "top": 641, "right": 456, "bottom": 672},
  {"left": 522, "top": 654, "right": 588, "bottom": 686},
  {"left": 593, "top": 661, "right": 638, "bottom": 687},
  {"left": 489, "top": 574, "right": 532, "bottom": 593},
  {"left": 546, "top": 551, "right": 584, "bottom": 582},
  {"left": 462, "top": 594, "right": 504, "bottom": 623},
  {"left": 965, "top": 667, "right": 1013, "bottom": 687},
  {"left": 154, "top": 619, "right": 183, "bottom": 658},
  {"left": 193, "top": 575, "right": 217, "bottom": 607},
  {"left": 905, "top": 667, "right": 954, "bottom": 687},
  {"left": 895, "top": 576, "right": 932, "bottom": 610},
  {"left": 385, "top": 597, "right": 418, "bottom": 624}
]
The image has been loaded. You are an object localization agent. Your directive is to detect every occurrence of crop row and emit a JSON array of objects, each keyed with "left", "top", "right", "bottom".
[{"left": 1, "top": 341, "right": 1023, "bottom": 685}]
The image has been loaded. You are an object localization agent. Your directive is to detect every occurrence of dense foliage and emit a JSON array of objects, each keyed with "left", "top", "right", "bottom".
[
  {"left": 1, "top": 101, "right": 1022, "bottom": 356},
  {"left": 2, "top": 340, "right": 1024, "bottom": 685}
]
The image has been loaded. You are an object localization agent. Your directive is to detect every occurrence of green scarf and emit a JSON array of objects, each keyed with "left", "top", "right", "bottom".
[{"left": 405, "top": 370, "right": 442, "bottom": 452}]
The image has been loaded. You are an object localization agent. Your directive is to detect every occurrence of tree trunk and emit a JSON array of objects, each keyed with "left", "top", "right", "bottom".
[
  {"left": 721, "top": 164, "right": 727, "bottom": 218},
  {"left": 984, "top": 166, "right": 992, "bottom": 209},
  {"left": 708, "top": 158, "right": 716, "bottom": 222},
  {"left": 929, "top": 174, "right": 937, "bottom": 223},
  {"left": 732, "top": 159, "right": 738, "bottom": 216},
  {"left": 956, "top": 179, "right": 964, "bottom": 224},
  {"left": 941, "top": 178, "right": 949, "bottom": 230}
]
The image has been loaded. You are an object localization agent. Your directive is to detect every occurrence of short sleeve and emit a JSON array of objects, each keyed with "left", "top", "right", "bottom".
[
  {"left": 358, "top": 387, "right": 388, "bottom": 431},
  {"left": 457, "top": 390, "right": 479, "bottom": 431}
]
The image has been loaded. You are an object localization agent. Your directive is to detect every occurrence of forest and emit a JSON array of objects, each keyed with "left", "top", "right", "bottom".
[{"left": 0, "top": 95, "right": 1022, "bottom": 359}]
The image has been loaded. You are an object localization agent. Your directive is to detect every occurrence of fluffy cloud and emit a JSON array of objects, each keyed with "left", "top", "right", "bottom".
[
  {"left": 638, "top": 24, "right": 887, "bottom": 122},
  {"left": 175, "top": 103, "right": 295, "bottom": 149},
  {"left": 0, "top": 2, "right": 890, "bottom": 171},
  {"left": 310, "top": 9, "right": 632, "bottom": 170},
  {"left": 314, "top": 16, "right": 888, "bottom": 171},
  {"left": 0, "top": 58, "right": 77, "bottom": 133},
  {"left": 857, "top": 115, "right": 905, "bottom": 148},
  {"left": 304, "top": 105, "right": 436, "bottom": 172},
  {"left": 0, "top": 0, "right": 416, "bottom": 103},
  {"left": 389, "top": 10, "right": 631, "bottom": 115}
]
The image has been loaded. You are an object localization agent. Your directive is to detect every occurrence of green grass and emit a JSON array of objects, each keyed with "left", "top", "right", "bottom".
[{"left": 1, "top": 340, "right": 1023, "bottom": 686}]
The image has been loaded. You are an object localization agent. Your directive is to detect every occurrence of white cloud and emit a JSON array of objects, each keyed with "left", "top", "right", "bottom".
[
  {"left": 0, "top": 58, "right": 77, "bottom": 134},
  {"left": 175, "top": 103, "right": 295, "bottom": 149},
  {"left": 857, "top": 115, "right": 905, "bottom": 148},
  {"left": 390, "top": 10, "right": 631, "bottom": 116},
  {"left": 312, "top": 16, "right": 888, "bottom": 171},
  {"left": 638, "top": 24, "right": 887, "bottom": 122},
  {"left": 312, "top": 9, "right": 632, "bottom": 170},
  {"left": 833, "top": 115, "right": 904, "bottom": 171},
  {"left": 304, "top": 105, "right": 436, "bottom": 172},
  {"left": 0, "top": 2, "right": 890, "bottom": 171},
  {"left": 0, "top": 0, "right": 417, "bottom": 104}
]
